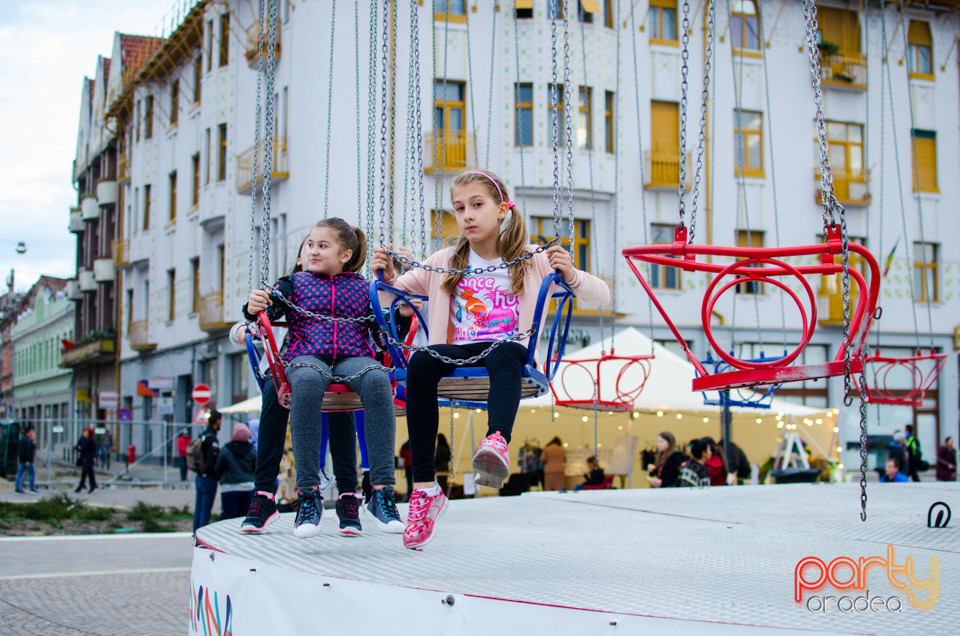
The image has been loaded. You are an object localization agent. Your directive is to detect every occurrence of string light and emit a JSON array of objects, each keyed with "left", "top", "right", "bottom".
[
  {"left": 777, "top": 422, "right": 784, "bottom": 429},
  {"left": 530, "top": 409, "right": 536, "bottom": 414},
  {"left": 656, "top": 411, "right": 663, "bottom": 417},
  {"left": 816, "top": 419, "right": 823, "bottom": 424},
  {"left": 632, "top": 412, "right": 639, "bottom": 419},
  {"left": 453, "top": 412, "right": 460, "bottom": 419},
  {"left": 618, "top": 425, "right": 623, "bottom": 431},
  {"left": 676, "top": 413, "right": 682, "bottom": 419},
  {"left": 703, "top": 417, "right": 709, "bottom": 423},
  {"left": 833, "top": 426, "right": 839, "bottom": 433},
  {"left": 553, "top": 412, "right": 560, "bottom": 419},
  {"left": 581, "top": 416, "right": 588, "bottom": 422},
  {"left": 756, "top": 418, "right": 762, "bottom": 424}
]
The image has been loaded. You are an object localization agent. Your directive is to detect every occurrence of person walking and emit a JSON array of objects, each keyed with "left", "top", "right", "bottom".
[
  {"left": 74, "top": 428, "right": 98, "bottom": 493},
  {"left": 215, "top": 424, "right": 256, "bottom": 520},
  {"left": 904, "top": 424, "right": 922, "bottom": 482},
  {"left": 541, "top": 437, "right": 566, "bottom": 491},
  {"left": 177, "top": 430, "right": 192, "bottom": 482},
  {"left": 936, "top": 437, "right": 956, "bottom": 482},
  {"left": 99, "top": 428, "right": 113, "bottom": 470},
  {"left": 193, "top": 411, "right": 222, "bottom": 532},
  {"left": 15, "top": 425, "right": 38, "bottom": 494}
]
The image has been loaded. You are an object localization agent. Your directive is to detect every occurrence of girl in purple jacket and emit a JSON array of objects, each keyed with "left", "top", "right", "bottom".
[{"left": 245, "top": 218, "right": 402, "bottom": 539}]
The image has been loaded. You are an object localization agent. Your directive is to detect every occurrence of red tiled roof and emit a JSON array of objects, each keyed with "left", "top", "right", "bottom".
[
  {"left": 101, "top": 58, "right": 111, "bottom": 93},
  {"left": 87, "top": 78, "right": 95, "bottom": 111},
  {"left": 119, "top": 34, "right": 164, "bottom": 87}
]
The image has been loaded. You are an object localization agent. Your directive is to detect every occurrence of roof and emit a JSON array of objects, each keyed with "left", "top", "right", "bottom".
[{"left": 119, "top": 34, "right": 164, "bottom": 88}]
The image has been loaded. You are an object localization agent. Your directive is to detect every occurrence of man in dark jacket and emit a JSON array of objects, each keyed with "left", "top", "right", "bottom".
[
  {"left": 15, "top": 426, "right": 38, "bottom": 494},
  {"left": 889, "top": 432, "right": 909, "bottom": 478},
  {"left": 193, "top": 410, "right": 222, "bottom": 532}
]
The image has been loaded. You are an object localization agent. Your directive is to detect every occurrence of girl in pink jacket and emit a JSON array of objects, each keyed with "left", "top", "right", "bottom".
[{"left": 371, "top": 170, "right": 610, "bottom": 549}]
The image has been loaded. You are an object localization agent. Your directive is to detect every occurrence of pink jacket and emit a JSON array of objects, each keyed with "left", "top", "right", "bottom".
[{"left": 381, "top": 246, "right": 611, "bottom": 353}]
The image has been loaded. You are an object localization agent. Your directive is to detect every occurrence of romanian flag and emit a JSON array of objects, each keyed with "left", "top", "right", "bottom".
[{"left": 882, "top": 237, "right": 900, "bottom": 279}]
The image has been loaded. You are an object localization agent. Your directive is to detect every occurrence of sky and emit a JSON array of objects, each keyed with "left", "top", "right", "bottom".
[{"left": 0, "top": 0, "right": 177, "bottom": 293}]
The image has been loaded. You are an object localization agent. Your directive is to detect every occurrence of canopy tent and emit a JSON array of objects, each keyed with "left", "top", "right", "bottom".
[
  {"left": 530, "top": 327, "right": 828, "bottom": 417},
  {"left": 218, "top": 394, "right": 262, "bottom": 415}
]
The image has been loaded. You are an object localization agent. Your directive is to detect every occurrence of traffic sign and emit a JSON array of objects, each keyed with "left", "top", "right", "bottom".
[
  {"left": 117, "top": 408, "right": 132, "bottom": 422},
  {"left": 192, "top": 384, "right": 212, "bottom": 405}
]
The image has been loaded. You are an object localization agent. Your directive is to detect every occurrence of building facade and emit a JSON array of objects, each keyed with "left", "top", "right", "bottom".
[{"left": 68, "top": 0, "right": 959, "bottom": 472}]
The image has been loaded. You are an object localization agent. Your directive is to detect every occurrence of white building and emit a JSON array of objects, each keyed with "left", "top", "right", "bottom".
[{"left": 71, "top": 0, "right": 959, "bottom": 472}]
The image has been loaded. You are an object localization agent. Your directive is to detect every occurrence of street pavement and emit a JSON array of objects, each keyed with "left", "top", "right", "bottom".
[{"left": 0, "top": 473, "right": 216, "bottom": 635}]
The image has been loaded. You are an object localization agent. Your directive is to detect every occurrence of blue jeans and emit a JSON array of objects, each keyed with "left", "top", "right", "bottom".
[
  {"left": 193, "top": 475, "right": 218, "bottom": 531},
  {"left": 15, "top": 462, "right": 34, "bottom": 491},
  {"left": 220, "top": 490, "right": 253, "bottom": 520}
]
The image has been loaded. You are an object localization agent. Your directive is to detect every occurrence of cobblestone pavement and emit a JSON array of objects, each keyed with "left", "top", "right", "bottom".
[{"left": 0, "top": 534, "right": 193, "bottom": 635}]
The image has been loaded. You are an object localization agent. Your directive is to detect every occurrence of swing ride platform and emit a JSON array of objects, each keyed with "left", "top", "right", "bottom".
[{"left": 190, "top": 481, "right": 958, "bottom": 635}]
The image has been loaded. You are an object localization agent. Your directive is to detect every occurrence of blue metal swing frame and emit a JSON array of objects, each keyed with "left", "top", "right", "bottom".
[
  {"left": 369, "top": 272, "right": 576, "bottom": 410},
  {"left": 699, "top": 350, "right": 786, "bottom": 409}
]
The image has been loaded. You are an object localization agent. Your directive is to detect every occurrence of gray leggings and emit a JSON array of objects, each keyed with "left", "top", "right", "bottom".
[{"left": 287, "top": 355, "right": 396, "bottom": 489}]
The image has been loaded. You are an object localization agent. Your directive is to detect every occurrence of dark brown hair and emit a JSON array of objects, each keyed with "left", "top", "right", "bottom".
[
  {"left": 654, "top": 431, "right": 677, "bottom": 470},
  {"left": 314, "top": 218, "right": 368, "bottom": 273}
]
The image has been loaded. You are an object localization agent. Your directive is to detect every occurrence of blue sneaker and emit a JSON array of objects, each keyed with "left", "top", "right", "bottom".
[
  {"left": 293, "top": 488, "right": 323, "bottom": 538},
  {"left": 335, "top": 493, "right": 363, "bottom": 536},
  {"left": 364, "top": 486, "right": 404, "bottom": 533}
]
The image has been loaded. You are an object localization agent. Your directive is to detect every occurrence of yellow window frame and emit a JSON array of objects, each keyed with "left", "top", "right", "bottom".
[
  {"left": 734, "top": 110, "right": 764, "bottom": 178},
  {"left": 434, "top": 0, "right": 467, "bottom": 22},
  {"left": 913, "top": 242, "right": 938, "bottom": 303},
  {"left": 650, "top": 0, "right": 678, "bottom": 46}
]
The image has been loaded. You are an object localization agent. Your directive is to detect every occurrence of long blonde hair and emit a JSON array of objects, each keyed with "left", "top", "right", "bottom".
[{"left": 440, "top": 170, "right": 529, "bottom": 296}]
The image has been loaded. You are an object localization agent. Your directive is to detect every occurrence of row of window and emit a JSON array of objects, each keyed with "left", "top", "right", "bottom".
[
  {"left": 14, "top": 332, "right": 72, "bottom": 378},
  {"left": 130, "top": 124, "right": 228, "bottom": 232}
]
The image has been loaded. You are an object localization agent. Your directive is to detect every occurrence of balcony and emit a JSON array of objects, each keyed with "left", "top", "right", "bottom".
[
  {"left": 66, "top": 279, "right": 82, "bottom": 301},
  {"left": 199, "top": 291, "right": 232, "bottom": 332},
  {"left": 129, "top": 319, "right": 157, "bottom": 351},
  {"left": 60, "top": 336, "right": 115, "bottom": 368},
  {"left": 96, "top": 180, "right": 118, "bottom": 206},
  {"left": 424, "top": 130, "right": 475, "bottom": 174},
  {"left": 643, "top": 150, "right": 693, "bottom": 190},
  {"left": 80, "top": 194, "right": 99, "bottom": 220},
  {"left": 815, "top": 170, "right": 870, "bottom": 207},
  {"left": 119, "top": 156, "right": 131, "bottom": 183},
  {"left": 112, "top": 239, "right": 130, "bottom": 268},
  {"left": 69, "top": 208, "right": 84, "bottom": 233},
  {"left": 245, "top": 19, "right": 282, "bottom": 68},
  {"left": 78, "top": 268, "right": 96, "bottom": 292},
  {"left": 237, "top": 137, "right": 289, "bottom": 194},
  {"left": 820, "top": 54, "right": 867, "bottom": 91},
  {"left": 93, "top": 257, "right": 115, "bottom": 282}
]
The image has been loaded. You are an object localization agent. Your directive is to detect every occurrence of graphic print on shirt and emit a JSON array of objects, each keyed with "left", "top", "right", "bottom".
[{"left": 452, "top": 275, "right": 519, "bottom": 343}]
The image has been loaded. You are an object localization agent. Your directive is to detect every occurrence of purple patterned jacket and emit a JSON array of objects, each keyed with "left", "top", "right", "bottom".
[{"left": 247, "top": 271, "right": 375, "bottom": 362}]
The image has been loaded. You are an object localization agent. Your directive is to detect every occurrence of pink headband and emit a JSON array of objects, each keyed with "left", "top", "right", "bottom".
[{"left": 462, "top": 170, "right": 515, "bottom": 209}]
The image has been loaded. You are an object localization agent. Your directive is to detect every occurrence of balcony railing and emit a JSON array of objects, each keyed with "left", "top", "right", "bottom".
[
  {"left": 61, "top": 337, "right": 115, "bottom": 368},
  {"left": 199, "top": 291, "right": 232, "bottom": 332},
  {"left": 245, "top": 20, "right": 282, "bottom": 68},
  {"left": 643, "top": 150, "right": 693, "bottom": 190},
  {"left": 69, "top": 208, "right": 84, "bottom": 233},
  {"left": 237, "top": 137, "right": 289, "bottom": 194},
  {"left": 424, "top": 130, "right": 475, "bottom": 174},
  {"left": 820, "top": 54, "right": 867, "bottom": 90},
  {"left": 815, "top": 170, "right": 870, "bottom": 206},
  {"left": 129, "top": 319, "right": 157, "bottom": 351},
  {"left": 112, "top": 238, "right": 130, "bottom": 268},
  {"left": 119, "top": 156, "right": 131, "bottom": 182}
]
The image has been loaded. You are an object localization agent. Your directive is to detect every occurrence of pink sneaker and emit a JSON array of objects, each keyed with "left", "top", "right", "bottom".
[
  {"left": 472, "top": 431, "right": 510, "bottom": 488},
  {"left": 403, "top": 488, "right": 448, "bottom": 549}
]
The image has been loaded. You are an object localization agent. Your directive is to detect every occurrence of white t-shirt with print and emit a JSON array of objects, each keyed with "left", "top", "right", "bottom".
[{"left": 451, "top": 250, "right": 520, "bottom": 345}]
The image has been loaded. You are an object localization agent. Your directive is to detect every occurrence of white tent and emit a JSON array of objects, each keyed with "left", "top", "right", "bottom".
[
  {"left": 218, "top": 394, "right": 262, "bottom": 414},
  {"left": 528, "top": 327, "right": 827, "bottom": 417}
]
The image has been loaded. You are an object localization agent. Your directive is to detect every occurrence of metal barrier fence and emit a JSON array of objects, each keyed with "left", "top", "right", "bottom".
[{"left": 5, "top": 418, "right": 216, "bottom": 488}]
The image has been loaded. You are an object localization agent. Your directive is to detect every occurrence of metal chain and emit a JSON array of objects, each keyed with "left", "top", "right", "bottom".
[
  {"left": 284, "top": 359, "right": 394, "bottom": 384},
  {"left": 610, "top": 0, "right": 622, "bottom": 350},
  {"left": 484, "top": 3, "right": 498, "bottom": 168},
  {"left": 385, "top": 329, "right": 535, "bottom": 365},
  {"left": 465, "top": 5, "right": 480, "bottom": 166},
  {"left": 688, "top": 0, "right": 715, "bottom": 243},
  {"left": 248, "top": 0, "right": 266, "bottom": 293},
  {"left": 355, "top": 0, "right": 366, "bottom": 269},
  {"left": 322, "top": 0, "right": 337, "bottom": 219},
  {"left": 389, "top": 0, "right": 398, "bottom": 235},
  {"left": 449, "top": 408, "right": 456, "bottom": 482},
  {"left": 432, "top": 10, "right": 452, "bottom": 248},
  {"left": 550, "top": 1, "right": 562, "bottom": 241},
  {"left": 802, "top": 0, "right": 841, "bottom": 235},
  {"left": 858, "top": 370, "right": 868, "bottom": 521},
  {"left": 513, "top": 8, "right": 529, "bottom": 215},
  {"left": 401, "top": 0, "right": 418, "bottom": 248},
  {"left": 259, "top": 0, "right": 280, "bottom": 288},
  {"left": 384, "top": 240, "right": 557, "bottom": 276},
  {"left": 366, "top": 0, "right": 379, "bottom": 259},
  {"left": 410, "top": 0, "right": 427, "bottom": 260},
  {"left": 562, "top": 0, "right": 575, "bottom": 264},
  {"left": 677, "top": 0, "right": 691, "bottom": 229},
  {"left": 271, "top": 289, "right": 376, "bottom": 323},
  {"left": 579, "top": 17, "right": 604, "bottom": 350},
  {"left": 378, "top": 1, "right": 390, "bottom": 247}
]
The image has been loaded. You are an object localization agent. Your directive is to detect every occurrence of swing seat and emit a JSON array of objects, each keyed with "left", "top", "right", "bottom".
[
  {"left": 249, "top": 312, "right": 408, "bottom": 414},
  {"left": 862, "top": 349, "right": 947, "bottom": 407},
  {"left": 548, "top": 351, "right": 654, "bottom": 412},
  {"left": 622, "top": 225, "right": 880, "bottom": 392},
  {"left": 699, "top": 352, "right": 784, "bottom": 409},
  {"left": 371, "top": 272, "right": 576, "bottom": 409}
]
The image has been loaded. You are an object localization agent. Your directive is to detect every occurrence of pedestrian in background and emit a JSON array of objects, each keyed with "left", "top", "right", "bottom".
[
  {"left": 15, "top": 425, "right": 38, "bottom": 494},
  {"left": 216, "top": 424, "right": 256, "bottom": 520},
  {"left": 99, "top": 428, "right": 113, "bottom": 470},
  {"left": 193, "top": 411, "right": 222, "bottom": 532},
  {"left": 936, "top": 437, "right": 956, "bottom": 482},
  {"left": 177, "top": 430, "right": 192, "bottom": 482},
  {"left": 74, "top": 427, "right": 98, "bottom": 494},
  {"left": 541, "top": 437, "right": 566, "bottom": 491},
  {"left": 647, "top": 431, "right": 683, "bottom": 488}
]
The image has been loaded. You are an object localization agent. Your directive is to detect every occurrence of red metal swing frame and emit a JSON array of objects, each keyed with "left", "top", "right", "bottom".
[
  {"left": 622, "top": 225, "right": 881, "bottom": 392},
  {"left": 256, "top": 312, "right": 411, "bottom": 413},
  {"left": 862, "top": 348, "right": 947, "bottom": 407},
  {"left": 547, "top": 351, "right": 654, "bottom": 412}
]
